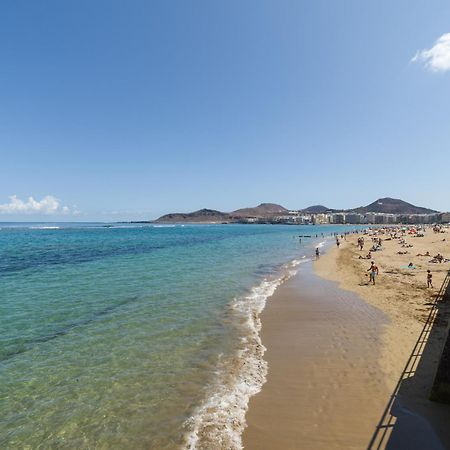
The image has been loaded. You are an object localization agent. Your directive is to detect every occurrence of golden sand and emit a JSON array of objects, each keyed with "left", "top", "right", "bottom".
[{"left": 315, "top": 227, "right": 450, "bottom": 385}]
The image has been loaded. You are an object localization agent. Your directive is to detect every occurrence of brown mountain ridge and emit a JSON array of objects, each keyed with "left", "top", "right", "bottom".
[{"left": 153, "top": 198, "right": 440, "bottom": 223}]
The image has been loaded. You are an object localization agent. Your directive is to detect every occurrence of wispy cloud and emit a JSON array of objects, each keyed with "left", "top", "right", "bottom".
[
  {"left": 411, "top": 33, "right": 450, "bottom": 72},
  {"left": 0, "top": 195, "right": 73, "bottom": 215}
]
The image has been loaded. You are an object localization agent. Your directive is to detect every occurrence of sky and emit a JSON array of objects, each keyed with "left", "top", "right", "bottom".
[{"left": 1, "top": 0, "right": 450, "bottom": 221}]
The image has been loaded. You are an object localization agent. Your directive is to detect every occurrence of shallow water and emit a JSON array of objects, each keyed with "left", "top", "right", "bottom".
[{"left": 0, "top": 223, "right": 360, "bottom": 449}]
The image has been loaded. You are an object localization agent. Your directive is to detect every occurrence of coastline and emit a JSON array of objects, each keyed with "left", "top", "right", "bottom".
[
  {"left": 183, "top": 259, "right": 303, "bottom": 449},
  {"left": 242, "top": 258, "right": 390, "bottom": 449},
  {"left": 243, "top": 227, "right": 450, "bottom": 449}
]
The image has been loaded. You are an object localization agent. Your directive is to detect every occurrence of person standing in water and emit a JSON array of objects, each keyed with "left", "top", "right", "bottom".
[{"left": 315, "top": 247, "right": 320, "bottom": 259}]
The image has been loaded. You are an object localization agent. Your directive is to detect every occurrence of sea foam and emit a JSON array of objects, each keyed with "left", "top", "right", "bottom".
[{"left": 183, "top": 258, "right": 304, "bottom": 449}]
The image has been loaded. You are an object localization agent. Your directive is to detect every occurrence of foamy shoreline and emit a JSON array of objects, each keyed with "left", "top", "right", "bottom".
[{"left": 182, "top": 257, "right": 307, "bottom": 449}]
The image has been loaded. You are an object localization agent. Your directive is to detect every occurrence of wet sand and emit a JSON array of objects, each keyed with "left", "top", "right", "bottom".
[{"left": 243, "top": 263, "right": 390, "bottom": 450}]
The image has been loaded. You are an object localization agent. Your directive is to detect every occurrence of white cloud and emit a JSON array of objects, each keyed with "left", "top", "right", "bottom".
[
  {"left": 0, "top": 195, "right": 73, "bottom": 215},
  {"left": 412, "top": 33, "right": 450, "bottom": 72}
]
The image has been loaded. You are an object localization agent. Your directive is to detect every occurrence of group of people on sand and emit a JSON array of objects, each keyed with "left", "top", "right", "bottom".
[
  {"left": 430, "top": 253, "right": 447, "bottom": 263},
  {"left": 364, "top": 257, "right": 434, "bottom": 288},
  {"left": 355, "top": 227, "right": 439, "bottom": 289},
  {"left": 415, "top": 251, "right": 448, "bottom": 264}
]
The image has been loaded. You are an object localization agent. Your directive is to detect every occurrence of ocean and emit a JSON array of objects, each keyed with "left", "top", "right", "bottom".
[{"left": 0, "top": 223, "right": 360, "bottom": 449}]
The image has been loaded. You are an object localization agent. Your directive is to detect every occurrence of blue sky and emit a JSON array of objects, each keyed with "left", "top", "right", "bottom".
[{"left": 1, "top": 0, "right": 450, "bottom": 221}]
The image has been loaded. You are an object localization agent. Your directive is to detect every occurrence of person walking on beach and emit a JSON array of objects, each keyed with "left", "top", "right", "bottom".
[
  {"left": 315, "top": 247, "right": 320, "bottom": 259},
  {"left": 367, "top": 261, "right": 379, "bottom": 285},
  {"left": 427, "top": 270, "right": 433, "bottom": 288}
]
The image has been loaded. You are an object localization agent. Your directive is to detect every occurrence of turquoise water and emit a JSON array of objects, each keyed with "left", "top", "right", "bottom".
[{"left": 0, "top": 223, "right": 358, "bottom": 449}]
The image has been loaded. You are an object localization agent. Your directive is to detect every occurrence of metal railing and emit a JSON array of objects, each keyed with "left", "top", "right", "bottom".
[{"left": 366, "top": 268, "right": 450, "bottom": 450}]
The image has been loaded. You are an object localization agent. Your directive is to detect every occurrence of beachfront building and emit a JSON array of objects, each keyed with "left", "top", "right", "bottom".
[
  {"left": 273, "top": 214, "right": 302, "bottom": 224},
  {"left": 396, "top": 214, "right": 438, "bottom": 224},
  {"left": 239, "top": 217, "right": 259, "bottom": 223},
  {"left": 334, "top": 212, "right": 440, "bottom": 225},
  {"left": 439, "top": 213, "right": 450, "bottom": 224},
  {"left": 328, "top": 213, "right": 345, "bottom": 224},
  {"left": 344, "top": 213, "right": 365, "bottom": 224},
  {"left": 312, "top": 213, "right": 330, "bottom": 225},
  {"left": 299, "top": 214, "right": 313, "bottom": 224},
  {"left": 271, "top": 212, "right": 317, "bottom": 224}
]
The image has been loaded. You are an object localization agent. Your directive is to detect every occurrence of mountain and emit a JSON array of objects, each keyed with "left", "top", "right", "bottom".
[
  {"left": 352, "top": 198, "right": 438, "bottom": 215},
  {"left": 154, "top": 203, "right": 288, "bottom": 223},
  {"left": 301, "top": 205, "right": 332, "bottom": 214},
  {"left": 154, "top": 208, "right": 230, "bottom": 223},
  {"left": 230, "top": 203, "right": 287, "bottom": 218}
]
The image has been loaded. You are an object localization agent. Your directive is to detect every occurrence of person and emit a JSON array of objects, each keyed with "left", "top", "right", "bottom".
[
  {"left": 358, "top": 237, "right": 364, "bottom": 251},
  {"left": 336, "top": 239, "right": 340, "bottom": 248},
  {"left": 315, "top": 247, "right": 320, "bottom": 258},
  {"left": 427, "top": 270, "right": 433, "bottom": 288},
  {"left": 367, "top": 261, "right": 379, "bottom": 285},
  {"left": 432, "top": 253, "right": 444, "bottom": 263}
]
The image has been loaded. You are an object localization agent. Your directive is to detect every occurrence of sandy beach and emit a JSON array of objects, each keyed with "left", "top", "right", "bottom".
[{"left": 244, "top": 226, "right": 450, "bottom": 449}]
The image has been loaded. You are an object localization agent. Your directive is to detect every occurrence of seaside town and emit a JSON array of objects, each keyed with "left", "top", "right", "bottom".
[
  {"left": 241, "top": 211, "right": 450, "bottom": 225},
  {"left": 153, "top": 198, "right": 450, "bottom": 226}
]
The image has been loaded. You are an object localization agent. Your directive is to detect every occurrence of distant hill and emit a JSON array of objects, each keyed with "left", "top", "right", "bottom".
[
  {"left": 154, "top": 203, "right": 288, "bottom": 223},
  {"left": 352, "top": 198, "right": 438, "bottom": 215},
  {"left": 230, "top": 203, "right": 287, "bottom": 218},
  {"left": 154, "top": 208, "right": 230, "bottom": 223},
  {"left": 301, "top": 205, "right": 332, "bottom": 214}
]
